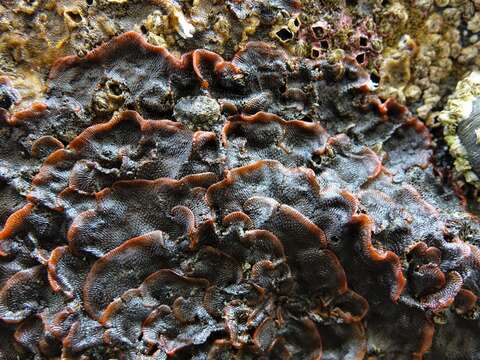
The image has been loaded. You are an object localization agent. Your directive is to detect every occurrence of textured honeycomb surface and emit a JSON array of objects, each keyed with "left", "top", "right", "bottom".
[{"left": 0, "top": 32, "right": 479, "bottom": 359}]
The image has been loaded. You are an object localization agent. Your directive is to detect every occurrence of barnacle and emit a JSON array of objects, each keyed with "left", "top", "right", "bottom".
[
  {"left": 373, "top": 1, "right": 480, "bottom": 123},
  {"left": 0, "top": 28, "right": 480, "bottom": 359}
]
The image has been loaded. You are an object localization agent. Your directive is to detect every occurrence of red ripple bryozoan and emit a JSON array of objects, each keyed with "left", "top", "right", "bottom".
[{"left": 0, "top": 31, "right": 479, "bottom": 359}]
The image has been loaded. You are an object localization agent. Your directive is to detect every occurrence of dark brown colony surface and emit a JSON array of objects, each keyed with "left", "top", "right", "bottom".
[{"left": 0, "top": 31, "right": 480, "bottom": 359}]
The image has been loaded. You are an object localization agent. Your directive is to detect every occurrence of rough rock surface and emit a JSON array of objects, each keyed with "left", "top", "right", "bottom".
[{"left": 3, "top": 0, "right": 480, "bottom": 201}]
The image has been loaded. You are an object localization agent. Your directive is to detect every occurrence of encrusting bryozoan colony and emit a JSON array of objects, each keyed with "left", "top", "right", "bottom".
[{"left": 0, "top": 28, "right": 480, "bottom": 359}]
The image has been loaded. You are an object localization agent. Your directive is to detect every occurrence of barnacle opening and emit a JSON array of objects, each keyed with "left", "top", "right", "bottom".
[
  {"left": 288, "top": 16, "right": 301, "bottom": 33},
  {"left": 275, "top": 27, "right": 294, "bottom": 43},
  {"left": 311, "top": 22, "right": 327, "bottom": 39},
  {"left": 65, "top": 11, "right": 83, "bottom": 24},
  {"left": 359, "top": 36, "right": 368, "bottom": 47},
  {"left": 311, "top": 47, "right": 321, "bottom": 59},
  {"left": 370, "top": 72, "right": 380, "bottom": 85},
  {"left": 356, "top": 52, "right": 366, "bottom": 64}
]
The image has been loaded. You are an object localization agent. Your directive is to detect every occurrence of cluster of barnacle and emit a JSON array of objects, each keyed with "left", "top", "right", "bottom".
[
  {"left": 373, "top": 0, "right": 480, "bottom": 120},
  {"left": 0, "top": 0, "right": 305, "bottom": 106},
  {"left": 1, "top": 31, "right": 480, "bottom": 359},
  {"left": 3, "top": 0, "right": 480, "bottom": 127},
  {"left": 0, "top": 0, "right": 152, "bottom": 105},
  {"left": 296, "top": 3, "right": 384, "bottom": 73},
  {"left": 1, "top": 0, "right": 388, "bottom": 112}
]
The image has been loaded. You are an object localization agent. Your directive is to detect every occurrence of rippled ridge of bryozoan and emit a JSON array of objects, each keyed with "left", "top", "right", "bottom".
[{"left": 0, "top": 32, "right": 479, "bottom": 359}]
